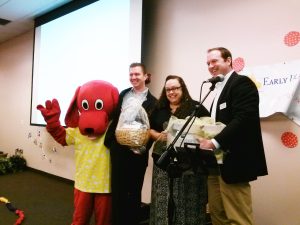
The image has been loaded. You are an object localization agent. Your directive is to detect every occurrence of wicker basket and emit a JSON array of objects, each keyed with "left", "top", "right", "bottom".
[{"left": 115, "top": 128, "right": 150, "bottom": 147}]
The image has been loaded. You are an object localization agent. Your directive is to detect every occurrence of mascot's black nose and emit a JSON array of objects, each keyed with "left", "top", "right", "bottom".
[{"left": 85, "top": 128, "right": 94, "bottom": 135}]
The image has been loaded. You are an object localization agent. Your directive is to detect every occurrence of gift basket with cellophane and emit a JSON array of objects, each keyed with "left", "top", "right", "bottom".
[
  {"left": 167, "top": 116, "right": 226, "bottom": 165},
  {"left": 115, "top": 97, "right": 150, "bottom": 154},
  {"left": 167, "top": 116, "right": 226, "bottom": 146}
]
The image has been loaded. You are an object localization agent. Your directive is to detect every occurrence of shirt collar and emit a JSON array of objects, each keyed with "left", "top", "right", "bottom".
[
  {"left": 130, "top": 87, "right": 149, "bottom": 95},
  {"left": 215, "top": 70, "right": 234, "bottom": 90}
]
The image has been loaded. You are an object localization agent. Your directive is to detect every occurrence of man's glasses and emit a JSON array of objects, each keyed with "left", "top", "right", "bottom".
[{"left": 165, "top": 86, "right": 182, "bottom": 93}]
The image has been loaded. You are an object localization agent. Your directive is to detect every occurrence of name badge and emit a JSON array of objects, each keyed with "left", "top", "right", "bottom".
[{"left": 220, "top": 102, "right": 227, "bottom": 110}]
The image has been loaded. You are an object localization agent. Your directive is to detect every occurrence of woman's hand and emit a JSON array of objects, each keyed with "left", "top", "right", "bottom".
[
  {"left": 158, "top": 131, "right": 167, "bottom": 141},
  {"left": 150, "top": 129, "right": 168, "bottom": 141}
]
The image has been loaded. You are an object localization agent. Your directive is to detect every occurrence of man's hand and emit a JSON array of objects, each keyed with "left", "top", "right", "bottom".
[{"left": 197, "top": 137, "right": 216, "bottom": 151}]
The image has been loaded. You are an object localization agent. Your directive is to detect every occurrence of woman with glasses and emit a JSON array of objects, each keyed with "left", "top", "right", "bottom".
[{"left": 149, "top": 75, "right": 210, "bottom": 225}]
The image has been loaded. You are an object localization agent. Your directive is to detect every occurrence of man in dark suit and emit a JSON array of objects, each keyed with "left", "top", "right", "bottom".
[
  {"left": 198, "top": 47, "right": 268, "bottom": 225},
  {"left": 104, "top": 63, "right": 157, "bottom": 225}
]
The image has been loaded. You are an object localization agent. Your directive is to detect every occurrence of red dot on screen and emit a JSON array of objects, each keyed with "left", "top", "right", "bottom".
[
  {"left": 281, "top": 131, "right": 298, "bottom": 148},
  {"left": 232, "top": 57, "right": 245, "bottom": 72},
  {"left": 284, "top": 31, "right": 300, "bottom": 46}
]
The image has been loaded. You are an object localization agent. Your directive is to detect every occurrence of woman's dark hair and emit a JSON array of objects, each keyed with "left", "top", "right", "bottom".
[
  {"left": 207, "top": 47, "right": 233, "bottom": 67},
  {"left": 129, "top": 62, "right": 151, "bottom": 84},
  {"left": 157, "top": 75, "right": 192, "bottom": 109}
]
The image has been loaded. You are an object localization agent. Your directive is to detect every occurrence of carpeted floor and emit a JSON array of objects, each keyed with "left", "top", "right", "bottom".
[
  {"left": 0, "top": 169, "right": 151, "bottom": 225},
  {"left": 0, "top": 168, "right": 74, "bottom": 225},
  {"left": 0, "top": 169, "right": 210, "bottom": 225}
]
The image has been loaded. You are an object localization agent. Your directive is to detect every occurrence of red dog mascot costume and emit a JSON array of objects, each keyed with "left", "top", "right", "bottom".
[{"left": 37, "top": 80, "right": 119, "bottom": 225}]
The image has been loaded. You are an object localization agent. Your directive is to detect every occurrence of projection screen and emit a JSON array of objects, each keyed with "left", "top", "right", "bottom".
[{"left": 31, "top": 0, "right": 143, "bottom": 126}]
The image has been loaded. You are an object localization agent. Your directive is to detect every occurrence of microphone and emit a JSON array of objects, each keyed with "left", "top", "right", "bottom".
[
  {"left": 203, "top": 74, "right": 225, "bottom": 84},
  {"left": 156, "top": 147, "right": 174, "bottom": 168}
]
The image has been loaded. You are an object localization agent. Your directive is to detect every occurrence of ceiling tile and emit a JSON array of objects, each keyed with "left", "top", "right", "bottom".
[
  {"left": 0, "top": 0, "right": 71, "bottom": 44},
  {"left": 0, "top": 0, "right": 71, "bottom": 20}
]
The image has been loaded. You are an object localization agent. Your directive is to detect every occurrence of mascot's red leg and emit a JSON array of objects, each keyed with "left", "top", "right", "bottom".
[
  {"left": 71, "top": 189, "right": 112, "bottom": 225},
  {"left": 94, "top": 194, "right": 112, "bottom": 225},
  {"left": 72, "top": 188, "right": 93, "bottom": 225}
]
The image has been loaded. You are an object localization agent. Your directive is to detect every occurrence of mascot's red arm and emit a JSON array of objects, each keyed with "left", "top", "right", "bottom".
[{"left": 37, "top": 99, "right": 67, "bottom": 146}]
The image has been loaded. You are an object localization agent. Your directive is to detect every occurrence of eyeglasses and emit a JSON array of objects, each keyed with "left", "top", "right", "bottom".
[{"left": 165, "top": 86, "right": 182, "bottom": 93}]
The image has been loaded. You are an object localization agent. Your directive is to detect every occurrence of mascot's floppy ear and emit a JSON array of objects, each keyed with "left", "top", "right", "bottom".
[
  {"left": 110, "top": 85, "right": 119, "bottom": 112},
  {"left": 65, "top": 86, "right": 81, "bottom": 128}
]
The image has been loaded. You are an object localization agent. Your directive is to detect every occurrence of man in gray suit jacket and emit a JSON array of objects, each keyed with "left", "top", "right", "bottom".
[{"left": 198, "top": 47, "right": 268, "bottom": 225}]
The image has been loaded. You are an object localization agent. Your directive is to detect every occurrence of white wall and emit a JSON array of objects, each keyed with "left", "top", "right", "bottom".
[
  {"left": 142, "top": 0, "right": 300, "bottom": 224},
  {"left": 255, "top": 114, "right": 300, "bottom": 225},
  {"left": 0, "top": 0, "right": 300, "bottom": 224},
  {"left": 0, "top": 32, "right": 75, "bottom": 180}
]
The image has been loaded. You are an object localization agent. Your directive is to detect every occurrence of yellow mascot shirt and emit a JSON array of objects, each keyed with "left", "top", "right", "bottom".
[{"left": 66, "top": 127, "right": 111, "bottom": 193}]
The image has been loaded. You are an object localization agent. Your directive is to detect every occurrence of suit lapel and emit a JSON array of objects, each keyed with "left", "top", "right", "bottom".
[{"left": 217, "top": 72, "right": 238, "bottom": 105}]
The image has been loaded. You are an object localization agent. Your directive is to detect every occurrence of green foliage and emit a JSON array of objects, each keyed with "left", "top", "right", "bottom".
[
  {"left": 0, "top": 158, "right": 12, "bottom": 175},
  {"left": 0, "top": 153, "right": 27, "bottom": 175},
  {"left": 9, "top": 154, "right": 27, "bottom": 173}
]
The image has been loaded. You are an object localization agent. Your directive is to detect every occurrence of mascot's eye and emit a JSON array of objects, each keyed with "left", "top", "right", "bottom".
[
  {"left": 82, "top": 99, "right": 89, "bottom": 110},
  {"left": 95, "top": 99, "right": 103, "bottom": 110}
]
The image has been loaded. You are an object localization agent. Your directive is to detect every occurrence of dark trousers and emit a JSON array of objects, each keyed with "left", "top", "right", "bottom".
[{"left": 111, "top": 148, "right": 148, "bottom": 225}]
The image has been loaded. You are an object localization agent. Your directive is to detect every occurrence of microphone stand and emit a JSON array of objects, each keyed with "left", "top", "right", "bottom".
[
  {"left": 156, "top": 82, "right": 216, "bottom": 168},
  {"left": 156, "top": 82, "right": 216, "bottom": 225}
]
